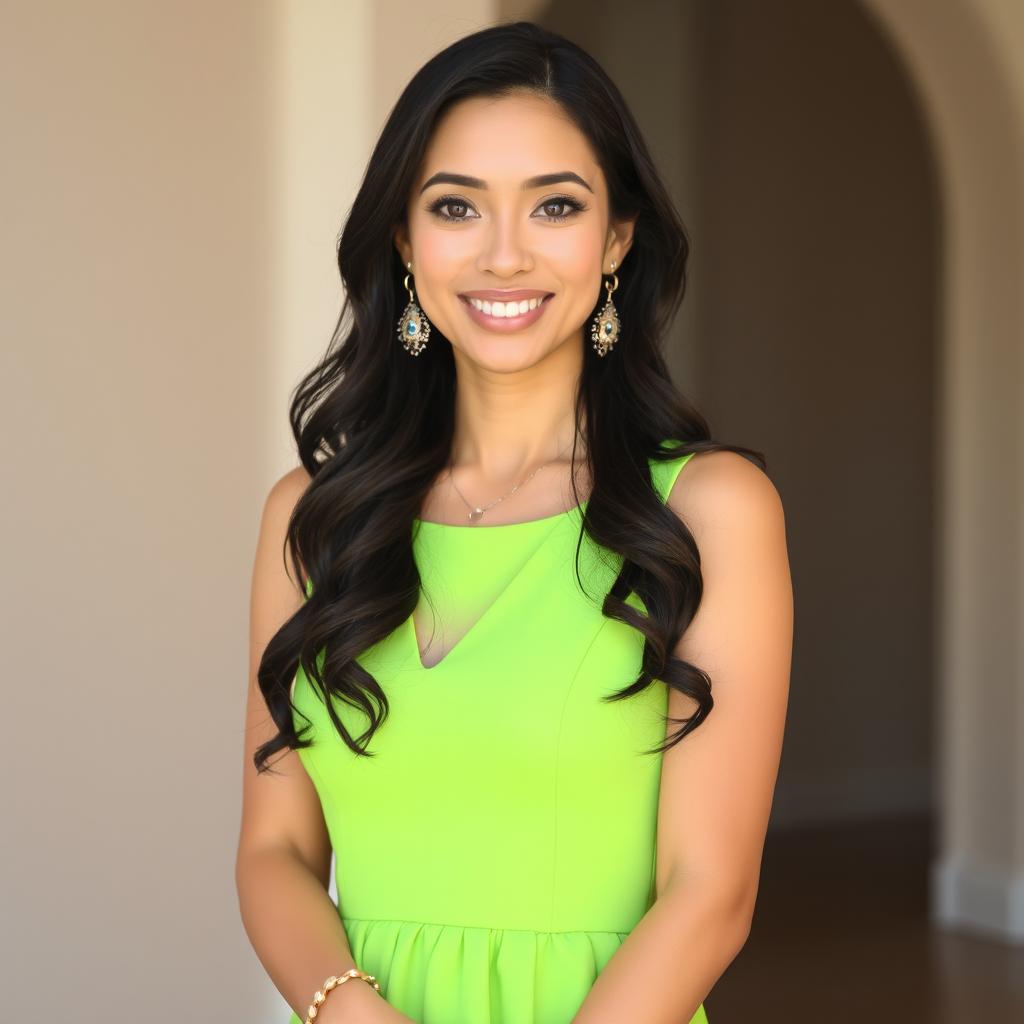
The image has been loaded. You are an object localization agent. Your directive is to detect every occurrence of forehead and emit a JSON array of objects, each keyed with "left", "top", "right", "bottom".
[{"left": 416, "top": 92, "right": 601, "bottom": 190}]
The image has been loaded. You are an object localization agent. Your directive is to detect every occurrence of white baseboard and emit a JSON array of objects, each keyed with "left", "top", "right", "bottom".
[{"left": 931, "top": 855, "right": 1024, "bottom": 945}]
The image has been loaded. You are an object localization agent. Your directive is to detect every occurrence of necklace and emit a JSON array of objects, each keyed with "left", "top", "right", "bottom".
[{"left": 447, "top": 437, "right": 578, "bottom": 523}]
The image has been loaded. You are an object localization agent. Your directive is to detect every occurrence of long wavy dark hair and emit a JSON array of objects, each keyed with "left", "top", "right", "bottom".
[{"left": 253, "top": 20, "right": 764, "bottom": 773}]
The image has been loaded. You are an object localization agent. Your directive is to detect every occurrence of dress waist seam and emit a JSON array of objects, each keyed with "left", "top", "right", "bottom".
[{"left": 341, "top": 913, "right": 631, "bottom": 936}]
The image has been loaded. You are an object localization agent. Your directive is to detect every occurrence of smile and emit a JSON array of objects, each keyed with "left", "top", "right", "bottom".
[{"left": 459, "top": 293, "right": 554, "bottom": 333}]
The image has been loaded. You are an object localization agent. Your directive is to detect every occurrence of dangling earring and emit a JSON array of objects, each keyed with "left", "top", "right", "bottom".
[
  {"left": 397, "top": 261, "right": 432, "bottom": 356},
  {"left": 590, "top": 260, "right": 620, "bottom": 357}
]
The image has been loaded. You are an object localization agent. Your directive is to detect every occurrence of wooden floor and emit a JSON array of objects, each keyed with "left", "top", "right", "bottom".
[{"left": 704, "top": 815, "right": 1024, "bottom": 1022}]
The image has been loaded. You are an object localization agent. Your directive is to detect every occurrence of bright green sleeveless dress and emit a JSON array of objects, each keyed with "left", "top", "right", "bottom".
[{"left": 288, "top": 441, "right": 708, "bottom": 1024}]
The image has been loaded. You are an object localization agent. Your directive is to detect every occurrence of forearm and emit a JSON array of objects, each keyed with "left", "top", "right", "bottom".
[
  {"left": 571, "top": 882, "right": 750, "bottom": 1024},
  {"left": 235, "top": 846, "right": 388, "bottom": 1023}
]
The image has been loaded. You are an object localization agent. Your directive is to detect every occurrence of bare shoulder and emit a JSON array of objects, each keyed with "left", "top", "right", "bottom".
[
  {"left": 266, "top": 464, "right": 314, "bottom": 519},
  {"left": 260, "top": 464, "right": 314, "bottom": 584},
  {"left": 666, "top": 449, "right": 786, "bottom": 543}
]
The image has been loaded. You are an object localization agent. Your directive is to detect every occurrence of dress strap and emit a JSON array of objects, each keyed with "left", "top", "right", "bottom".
[{"left": 649, "top": 439, "right": 696, "bottom": 504}]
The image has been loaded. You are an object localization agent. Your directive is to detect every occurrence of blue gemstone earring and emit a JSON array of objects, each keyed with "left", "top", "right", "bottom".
[
  {"left": 590, "top": 260, "right": 620, "bottom": 357},
  {"left": 397, "top": 261, "right": 432, "bottom": 356}
]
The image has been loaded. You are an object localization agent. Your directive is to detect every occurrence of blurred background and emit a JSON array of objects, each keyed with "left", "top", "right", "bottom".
[{"left": 3, "top": 0, "right": 1023, "bottom": 1020}]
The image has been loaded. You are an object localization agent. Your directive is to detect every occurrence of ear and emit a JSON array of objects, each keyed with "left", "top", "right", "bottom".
[
  {"left": 393, "top": 223, "right": 411, "bottom": 268},
  {"left": 604, "top": 214, "right": 638, "bottom": 271}
]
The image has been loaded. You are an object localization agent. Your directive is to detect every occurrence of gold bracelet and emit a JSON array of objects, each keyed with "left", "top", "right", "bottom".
[{"left": 303, "top": 967, "right": 382, "bottom": 1023}]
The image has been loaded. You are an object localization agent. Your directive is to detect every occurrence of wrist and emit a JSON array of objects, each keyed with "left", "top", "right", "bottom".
[{"left": 313, "top": 973, "right": 385, "bottom": 1024}]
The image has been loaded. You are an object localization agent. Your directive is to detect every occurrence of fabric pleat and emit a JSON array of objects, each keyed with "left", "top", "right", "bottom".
[{"left": 286, "top": 916, "right": 709, "bottom": 1024}]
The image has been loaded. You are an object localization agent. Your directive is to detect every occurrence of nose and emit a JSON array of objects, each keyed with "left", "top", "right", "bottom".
[{"left": 476, "top": 209, "right": 534, "bottom": 276}]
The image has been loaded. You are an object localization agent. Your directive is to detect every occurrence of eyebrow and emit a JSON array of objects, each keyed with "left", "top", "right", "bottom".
[{"left": 419, "top": 171, "right": 594, "bottom": 195}]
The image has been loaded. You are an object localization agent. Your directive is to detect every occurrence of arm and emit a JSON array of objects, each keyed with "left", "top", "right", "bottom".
[
  {"left": 572, "top": 451, "right": 793, "bottom": 1023},
  {"left": 234, "top": 468, "right": 413, "bottom": 1024}
]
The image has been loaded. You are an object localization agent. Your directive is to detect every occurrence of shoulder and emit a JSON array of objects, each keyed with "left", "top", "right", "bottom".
[
  {"left": 665, "top": 449, "right": 786, "bottom": 551},
  {"left": 258, "top": 464, "right": 314, "bottom": 585},
  {"left": 266, "top": 464, "right": 313, "bottom": 514}
]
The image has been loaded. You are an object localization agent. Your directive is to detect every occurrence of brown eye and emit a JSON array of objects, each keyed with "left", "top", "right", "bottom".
[
  {"left": 428, "top": 195, "right": 478, "bottom": 222},
  {"left": 534, "top": 195, "right": 587, "bottom": 222}
]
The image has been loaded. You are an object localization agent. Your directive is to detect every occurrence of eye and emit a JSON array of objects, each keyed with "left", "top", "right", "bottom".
[
  {"left": 425, "top": 194, "right": 588, "bottom": 223},
  {"left": 428, "top": 195, "right": 477, "bottom": 222},
  {"left": 534, "top": 196, "right": 587, "bottom": 222}
]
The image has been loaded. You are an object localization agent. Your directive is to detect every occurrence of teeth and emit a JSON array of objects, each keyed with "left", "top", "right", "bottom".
[{"left": 466, "top": 295, "right": 546, "bottom": 317}]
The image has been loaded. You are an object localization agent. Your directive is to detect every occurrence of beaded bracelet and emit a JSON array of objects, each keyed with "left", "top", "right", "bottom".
[{"left": 303, "top": 968, "right": 382, "bottom": 1023}]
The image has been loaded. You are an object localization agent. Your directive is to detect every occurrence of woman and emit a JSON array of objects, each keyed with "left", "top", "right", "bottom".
[{"left": 236, "top": 20, "right": 792, "bottom": 1024}]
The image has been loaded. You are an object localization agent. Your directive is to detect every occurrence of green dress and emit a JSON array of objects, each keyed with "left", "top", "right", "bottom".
[{"left": 288, "top": 441, "right": 708, "bottom": 1024}]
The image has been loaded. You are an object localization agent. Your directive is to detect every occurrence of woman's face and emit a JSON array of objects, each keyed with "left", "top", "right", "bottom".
[{"left": 395, "top": 91, "right": 634, "bottom": 371}]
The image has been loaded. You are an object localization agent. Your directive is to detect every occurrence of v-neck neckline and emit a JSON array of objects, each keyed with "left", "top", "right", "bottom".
[{"left": 408, "top": 504, "right": 584, "bottom": 672}]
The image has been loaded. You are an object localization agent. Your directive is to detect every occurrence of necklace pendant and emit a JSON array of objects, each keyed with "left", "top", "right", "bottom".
[{"left": 469, "top": 507, "right": 485, "bottom": 523}]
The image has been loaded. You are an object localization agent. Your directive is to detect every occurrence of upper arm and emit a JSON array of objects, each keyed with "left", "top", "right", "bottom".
[
  {"left": 654, "top": 450, "right": 793, "bottom": 930},
  {"left": 235, "top": 464, "right": 332, "bottom": 885}
]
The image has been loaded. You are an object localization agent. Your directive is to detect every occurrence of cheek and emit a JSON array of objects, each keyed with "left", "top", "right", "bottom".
[
  {"left": 542, "top": 226, "right": 602, "bottom": 276},
  {"left": 413, "top": 231, "right": 465, "bottom": 280},
  {"left": 550, "top": 236, "right": 605, "bottom": 307},
  {"left": 407, "top": 234, "right": 462, "bottom": 324}
]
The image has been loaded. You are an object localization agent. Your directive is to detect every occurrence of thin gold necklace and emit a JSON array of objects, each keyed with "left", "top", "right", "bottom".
[{"left": 447, "top": 437, "right": 577, "bottom": 523}]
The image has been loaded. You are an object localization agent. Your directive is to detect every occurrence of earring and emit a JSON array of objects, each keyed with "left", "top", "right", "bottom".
[
  {"left": 590, "top": 260, "right": 620, "bottom": 357},
  {"left": 397, "top": 261, "right": 432, "bottom": 356}
]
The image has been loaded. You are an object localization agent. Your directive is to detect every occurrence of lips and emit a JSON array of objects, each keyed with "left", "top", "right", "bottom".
[{"left": 459, "top": 292, "right": 554, "bottom": 333}]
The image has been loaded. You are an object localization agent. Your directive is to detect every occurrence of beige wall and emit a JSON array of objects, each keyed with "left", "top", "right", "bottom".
[
  {"left": 1, "top": 1, "right": 280, "bottom": 1019},
  {"left": 0, "top": 1, "right": 371, "bottom": 1019}
]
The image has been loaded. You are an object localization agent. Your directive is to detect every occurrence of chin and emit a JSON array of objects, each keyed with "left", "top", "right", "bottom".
[{"left": 453, "top": 338, "right": 550, "bottom": 370}]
